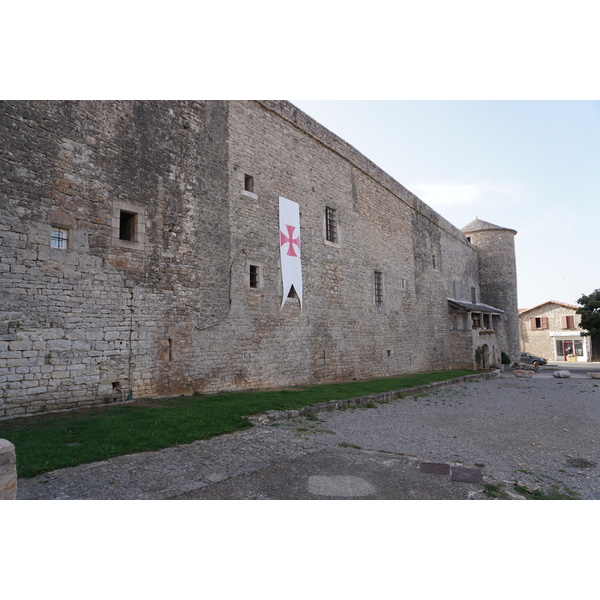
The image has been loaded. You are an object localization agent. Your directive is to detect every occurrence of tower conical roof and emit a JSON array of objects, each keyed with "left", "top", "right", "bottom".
[{"left": 461, "top": 218, "right": 517, "bottom": 235}]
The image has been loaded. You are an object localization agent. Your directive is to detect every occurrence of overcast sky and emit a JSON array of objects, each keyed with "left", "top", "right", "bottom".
[{"left": 292, "top": 100, "right": 600, "bottom": 309}]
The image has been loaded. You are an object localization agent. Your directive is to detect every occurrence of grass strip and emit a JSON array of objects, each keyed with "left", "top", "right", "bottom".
[{"left": 0, "top": 370, "right": 476, "bottom": 478}]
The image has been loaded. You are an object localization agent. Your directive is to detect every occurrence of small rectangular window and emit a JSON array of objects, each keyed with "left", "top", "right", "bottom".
[
  {"left": 244, "top": 174, "right": 254, "bottom": 193},
  {"left": 112, "top": 201, "right": 145, "bottom": 250},
  {"left": 432, "top": 254, "right": 437, "bottom": 270},
  {"left": 531, "top": 317, "right": 548, "bottom": 330},
  {"left": 471, "top": 287, "right": 477, "bottom": 304},
  {"left": 51, "top": 227, "right": 69, "bottom": 249},
  {"left": 119, "top": 211, "right": 136, "bottom": 241},
  {"left": 374, "top": 271, "right": 383, "bottom": 307},
  {"left": 249, "top": 264, "right": 259, "bottom": 288},
  {"left": 325, "top": 206, "right": 338, "bottom": 243}
]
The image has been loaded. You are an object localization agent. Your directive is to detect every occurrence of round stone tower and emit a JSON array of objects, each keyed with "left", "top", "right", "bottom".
[{"left": 461, "top": 218, "right": 519, "bottom": 362}]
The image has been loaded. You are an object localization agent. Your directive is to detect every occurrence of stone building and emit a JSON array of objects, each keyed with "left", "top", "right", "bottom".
[
  {"left": 0, "top": 101, "right": 519, "bottom": 419},
  {"left": 519, "top": 300, "right": 591, "bottom": 362},
  {"left": 461, "top": 218, "right": 520, "bottom": 364}
]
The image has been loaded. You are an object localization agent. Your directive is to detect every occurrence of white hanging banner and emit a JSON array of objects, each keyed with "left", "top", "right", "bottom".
[{"left": 279, "top": 196, "right": 303, "bottom": 309}]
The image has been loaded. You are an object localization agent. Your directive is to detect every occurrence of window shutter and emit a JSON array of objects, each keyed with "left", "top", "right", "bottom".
[
  {"left": 530, "top": 317, "right": 537, "bottom": 329},
  {"left": 561, "top": 316, "right": 568, "bottom": 329},
  {"left": 541, "top": 317, "right": 548, "bottom": 329}
]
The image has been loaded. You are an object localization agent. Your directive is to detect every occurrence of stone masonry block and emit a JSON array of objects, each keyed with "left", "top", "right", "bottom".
[
  {"left": 39, "top": 329, "right": 66, "bottom": 341},
  {"left": 46, "top": 339, "right": 72, "bottom": 351}
]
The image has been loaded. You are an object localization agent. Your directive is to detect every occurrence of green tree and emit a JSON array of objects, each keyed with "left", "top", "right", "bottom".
[{"left": 576, "top": 289, "right": 600, "bottom": 336}]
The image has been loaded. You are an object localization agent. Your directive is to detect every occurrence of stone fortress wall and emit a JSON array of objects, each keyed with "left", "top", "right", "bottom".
[{"left": 0, "top": 101, "right": 519, "bottom": 419}]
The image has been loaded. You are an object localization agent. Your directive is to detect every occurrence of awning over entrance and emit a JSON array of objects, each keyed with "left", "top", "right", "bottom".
[{"left": 447, "top": 299, "right": 504, "bottom": 315}]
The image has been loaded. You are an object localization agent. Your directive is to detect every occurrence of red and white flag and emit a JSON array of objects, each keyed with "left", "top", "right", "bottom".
[{"left": 279, "top": 196, "right": 303, "bottom": 309}]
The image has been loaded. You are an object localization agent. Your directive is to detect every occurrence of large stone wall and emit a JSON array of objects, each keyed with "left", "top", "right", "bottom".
[
  {"left": 222, "top": 101, "right": 480, "bottom": 389},
  {"left": 0, "top": 101, "right": 516, "bottom": 418},
  {"left": 1, "top": 101, "right": 231, "bottom": 417}
]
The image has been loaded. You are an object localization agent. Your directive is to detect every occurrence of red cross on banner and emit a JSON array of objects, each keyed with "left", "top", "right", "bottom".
[
  {"left": 280, "top": 224, "right": 300, "bottom": 257},
  {"left": 279, "top": 196, "right": 303, "bottom": 309}
]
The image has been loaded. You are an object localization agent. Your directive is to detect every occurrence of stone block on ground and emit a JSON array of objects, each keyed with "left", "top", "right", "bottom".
[
  {"left": 0, "top": 438, "right": 17, "bottom": 500},
  {"left": 513, "top": 369, "right": 535, "bottom": 378},
  {"left": 554, "top": 370, "right": 571, "bottom": 378}
]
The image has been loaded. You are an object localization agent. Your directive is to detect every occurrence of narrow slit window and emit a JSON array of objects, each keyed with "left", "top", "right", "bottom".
[
  {"left": 249, "top": 264, "right": 259, "bottom": 288},
  {"left": 119, "top": 211, "right": 136, "bottom": 241},
  {"left": 453, "top": 280, "right": 461, "bottom": 299},
  {"left": 374, "top": 271, "right": 383, "bottom": 307},
  {"left": 51, "top": 227, "right": 69, "bottom": 249},
  {"left": 325, "top": 206, "right": 338, "bottom": 243},
  {"left": 244, "top": 174, "right": 254, "bottom": 193}
]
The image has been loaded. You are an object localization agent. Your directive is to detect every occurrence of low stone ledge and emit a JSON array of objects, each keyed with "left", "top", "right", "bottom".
[
  {"left": 246, "top": 372, "right": 497, "bottom": 425},
  {"left": 0, "top": 438, "right": 17, "bottom": 500}
]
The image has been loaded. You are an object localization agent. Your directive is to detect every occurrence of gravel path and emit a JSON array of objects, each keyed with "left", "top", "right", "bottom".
[
  {"left": 17, "top": 366, "right": 600, "bottom": 500},
  {"left": 294, "top": 370, "right": 600, "bottom": 499}
]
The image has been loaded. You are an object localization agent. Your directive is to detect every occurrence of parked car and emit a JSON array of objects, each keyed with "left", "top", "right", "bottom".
[{"left": 519, "top": 352, "right": 548, "bottom": 366}]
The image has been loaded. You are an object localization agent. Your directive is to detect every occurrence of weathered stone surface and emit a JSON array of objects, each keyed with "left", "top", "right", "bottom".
[{"left": 0, "top": 438, "right": 17, "bottom": 500}]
